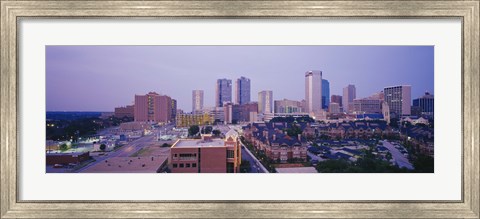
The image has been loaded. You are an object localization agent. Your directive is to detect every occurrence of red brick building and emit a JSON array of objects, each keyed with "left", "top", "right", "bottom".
[
  {"left": 169, "top": 130, "right": 241, "bottom": 173},
  {"left": 46, "top": 152, "right": 90, "bottom": 165}
]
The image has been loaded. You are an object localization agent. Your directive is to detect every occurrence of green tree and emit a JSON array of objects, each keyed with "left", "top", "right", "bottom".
[
  {"left": 413, "top": 154, "right": 434, "bottom": 173},
  {"left": 59, "top": 143, "right": 68, "bottom": 151},
  {"left": 316, "top": 159, "right": 350, "bottom": 173},
  {"left": 212, "top": 129, "right": 221, "bottom": 137},
  {"left": 386, "top": 152, "right": 392, "bottom": 160},
  {"left": 240, "top": 160, "right": 251, "bottom": 173},
  {"left": 286, "top": 125, "right": 302, "bottom": 137},
  {"left": 204, "top": 126, "right": 213, "bottom": 134},
  {"left": 99, "top": 144, "right": 106, "bottom": 151},
  {"left": 188, "top": 125, "right": 200, "bottom": 137}
]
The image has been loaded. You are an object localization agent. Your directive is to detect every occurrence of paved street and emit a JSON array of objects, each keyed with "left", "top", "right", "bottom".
[
  {"left": 241, "top": 146, "right": 266, "bottom": 173},
  {"left": 75, "top": 134, "right": 156, "bottom": 172},
  {"left": 382, "top": 141, "right": 414, "bottom": 170}
]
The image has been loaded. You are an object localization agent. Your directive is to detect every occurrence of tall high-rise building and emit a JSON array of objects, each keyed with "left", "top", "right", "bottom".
[
  {"left": 258, "top": 90, "right": 273, "bottom": 114},
  {"left": 192, "top": 90, "right": 204, "bottom": 114},
  {"left": 413, "top": 91, "right": 434, "bottom": 118},
  {"left": 235, "top": 76, "right": 251, "bottom": 105},
  {"left": 215, "top": 79, "right": 232, "bottom": 107},
  {"left": 305, "top": 70, "right": 322, "bottom": 114},
  {"left": 331, "top": 95, "right": 343, "bottom": 107},
  {"left": 384, "top": 85, "right": 412, "bottom": 117},
  {"left": 322, "top": 79, "right": 330, "bottom": 109},
  {"left": 134, "top": 92, "right": 172, "bottom": 123},
  {"left": 342, "top": 84, "right": 356, "bottom": 113}
]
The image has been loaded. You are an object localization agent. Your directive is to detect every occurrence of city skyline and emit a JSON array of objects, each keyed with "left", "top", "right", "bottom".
[{"left": 46, "top": 46, "right": 434, "bottom": 112}]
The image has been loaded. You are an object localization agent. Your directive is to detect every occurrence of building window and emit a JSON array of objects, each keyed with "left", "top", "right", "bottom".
[
  {"left": 173, "top": 164, "right": 177, "bottom": 168},
  {"left": 227, "top": 150, "right": 234, "bottom": 158},
  {"left": 192, "top": 163, "right": 197, "bottom": 168},
  {"left": 186, "top": 163, "right": 191, "bottom": 168},
  {"left": 174, "top": 154, "right": 177, "bottom": 157},
  {"left": 179, "top": 153, "right": 197, "bottom": 160},
  {"left": 179, "top": 163, "right": 184, "bottom": 168}
]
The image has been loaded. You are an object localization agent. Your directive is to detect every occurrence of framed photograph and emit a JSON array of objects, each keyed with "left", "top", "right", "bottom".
[{"left": 1, "top": 0, "right": 478, "bottom": 218}]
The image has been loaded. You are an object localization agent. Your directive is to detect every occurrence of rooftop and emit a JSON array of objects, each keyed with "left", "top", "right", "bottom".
[{"left": 173, "top": 138, "right": 225, "bottom": 148}]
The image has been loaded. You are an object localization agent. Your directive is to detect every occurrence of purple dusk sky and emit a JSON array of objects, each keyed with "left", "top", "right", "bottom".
[{"left": 46, "top": 46, "right": 434, "bottom": 112}]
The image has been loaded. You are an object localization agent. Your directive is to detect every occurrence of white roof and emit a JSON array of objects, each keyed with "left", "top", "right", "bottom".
[
  {"left": 225, "top": 129, "right": 239, "bottom": 140},
  {"left": 173, "top": 139, "right": 225, "bottom": 148}
]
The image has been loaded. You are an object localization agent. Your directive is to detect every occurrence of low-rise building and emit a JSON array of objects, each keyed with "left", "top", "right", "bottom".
[
  {"left": 243, "top": 122, "right": 308, "bottom": 163},
  {"left": 46, "top": 152, "right": 90, "bottom": 165},
  {"left": 176, "top": 113, "right": 213, "bottom": 127},
  {"left": 169, "top": 130, "right": 242, "bottom": 173},
  {"left": 114, "top": 105, "right": 134, "bottom": 118}
]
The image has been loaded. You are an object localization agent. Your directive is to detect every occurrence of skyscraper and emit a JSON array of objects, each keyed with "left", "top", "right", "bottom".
[
  {"left": 215, "top": 79, "right": 232, "bottom": 107},
  {"left": 322, "top": 79, "right": 330, "bottom": 109},
  {"left": 413, "top": 91, "right": 434, "bottom": 118},
  {"left": 342, "top": 84, "right": 356, "bottom": 113},
  {"left": 235, "top": 76, "right": 251, "bottom": 105},
  {"left": 384, "top": 85, "right": 412, "bottom": 117},
  {"left": 192, "top": 90, "right": 204, "bottom": 114},
  {"left": 134, "top": 92, "right": 172, "bottom": 123},
  {"left": 305, "top": 70, "right": 322, "bottom": 114},
  {"left": 258, "top": 90, "right": 273, "bottom": 114}
]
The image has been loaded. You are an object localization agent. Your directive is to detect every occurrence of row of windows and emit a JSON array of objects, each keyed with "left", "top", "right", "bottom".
[
  {"left": 173, "top": 153, "right": 197, "bottom": 157},
  {"left": 173, "top": 153, "right": 197, "bottom": 160},
  {"left": 172, "top": 163, "right": 197, "bottom": 168}
]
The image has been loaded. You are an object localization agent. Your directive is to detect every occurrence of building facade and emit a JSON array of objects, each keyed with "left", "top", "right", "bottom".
[
  {"left": 175, "top": 113, "right": 213, "bottom": 128},
  {"left": 235, "top": 76, "right": 251, "bottom": 105},
  {"left": 203, "top": 107, "right": 225, "bottom": 123},
  {"left": 258, "top": 90, "right": 273, "bottom": 114},
  {"left": 413, "top": 91, "right": 434, "bottom": 118},
  {"left": 215, "top": 79, "right": 232, "bottom": 107},
  {"left": 329, "top": 102, "right": 341, "bottom": 114},
  {"left": 353, "top": 98, "right": 382, "bottom": 114},
  {"left": 384, "top": 85, "right": 412, "bottom": 117},
  {"left": 305, "top": 70, "right": 322, "bottom": 114},
  {"left": 169, "top": 130, "right": 242, "bottom": 173},
  {"left": 322, "top": 79, "right": 330, "bottom": 110},
  {"left": 114, "top": 105, "right": 134, "bottom": 118},
  {"left": 134, "top": 92, "right": 172, "bottom": 123},
  {"left": 331, "top": 95, "right": 343, "bottom": 106},
  {"left": 239, "top": 102, "right": 258, "bottom": 122},
  {"left": 243, "top": 122, "right": 308, "bottom": 163},
  {"left": 171, "top": 99, "right": 177, "bottom": 121},
  {"left": 342, "top": 84, "right": 356, "bottom": 113},
  {"left": 223, "top": 102, "right": 234, "bottom": 124},
  {"left": 192, "top": 90, "right": 204, "bottom": 114},
  {"left": 274, "top": 99, "right": 304, "bottom": 114}
]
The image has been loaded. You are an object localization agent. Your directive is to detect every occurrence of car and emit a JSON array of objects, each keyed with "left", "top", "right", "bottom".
[{"left": 53, "top": 164, "right": 63, "bottom": 168}]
